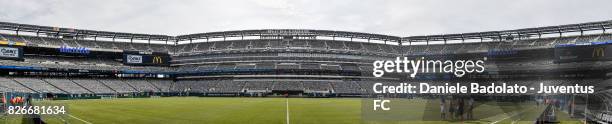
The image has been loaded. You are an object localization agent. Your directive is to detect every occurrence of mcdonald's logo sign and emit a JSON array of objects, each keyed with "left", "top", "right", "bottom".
[
  {"left": 152, "top": 56, "right": 164, "bottom": 64},
  {"left": 593, "top": 47, "right": 605, "bottom": 58}
]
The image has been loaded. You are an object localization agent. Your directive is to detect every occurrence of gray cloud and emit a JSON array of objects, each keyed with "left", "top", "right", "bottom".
[{"left": 0, "top": 0, "right": 611, "bottom": 36}]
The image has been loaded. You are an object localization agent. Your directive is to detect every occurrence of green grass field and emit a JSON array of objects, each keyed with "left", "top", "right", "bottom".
[{"left": 0, "top": 97, "right": 584, "bottom": 124}]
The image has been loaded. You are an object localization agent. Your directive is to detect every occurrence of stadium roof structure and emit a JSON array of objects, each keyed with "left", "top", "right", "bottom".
[
  {"left": 175, "top": 29, "right": 402, "bottom": 44},
  {"left": 1, "top": 20, "right": 611, "bottom": 45},
  {"left": 0, "top": 21, "right": 173, "bottom": 42},
  {"left": 402, "top": 20, "right": 612, "bottom": 44}
]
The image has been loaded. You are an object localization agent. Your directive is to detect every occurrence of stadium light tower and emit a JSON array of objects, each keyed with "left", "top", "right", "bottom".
[
  {"left": 36, "top": 28, "right": 40, "bottom": 37},
  {"left": 557, "top": 27, "right": 563, "bottom": 37},
  {"left": 112, "top": 34, "right": 116, "bottom": 43},
  {"left": 443, "top": 37, "right": 447, "bottom": 44},
  {"left": 579, "top": 25, "right": 584, "bottom": 36},
  {"left": 601, "top": 23, "right": 607, "bottom": 33}
]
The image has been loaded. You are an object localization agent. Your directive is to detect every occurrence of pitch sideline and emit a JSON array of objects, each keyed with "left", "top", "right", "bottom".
[{"left": 68, "top": 114, "right": 93, "bottom": 124}]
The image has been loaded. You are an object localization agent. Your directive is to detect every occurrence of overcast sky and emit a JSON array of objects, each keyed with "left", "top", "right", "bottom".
[{"left": 0, "top": 0, "right": 611, "bottom": 37}]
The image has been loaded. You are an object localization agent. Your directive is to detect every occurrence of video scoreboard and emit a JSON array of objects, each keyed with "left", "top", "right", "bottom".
[{"left": 122, "top": 51, "right": 170, "bottom": 66}]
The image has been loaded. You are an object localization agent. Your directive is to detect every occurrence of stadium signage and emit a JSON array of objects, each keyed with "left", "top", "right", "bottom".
[
  {"left": 122, "top": 50, "right": 170, "bottom": 66},
  {"left": 554, "top": 44, "right": 612, "bottom": 63},
  {"left": 0, "top": 40, "right": 26, "bottom": 46},
  {"left": 152, "top": 56, "right": 163, "bottom": 64},
  {"left": 0, "top": 46, "right": 22, "bottom": 60},
  {"left": 126, "top": 55, "right": 143, "bottom": 64},
  {"left": 59, "top": 46, "right": 90, "bottom": 54},
  {"left": 486, "top": 49, "right": 517, "bottom": 56},
  {"left": 593, "top": 47, "right": 605, "bottom": 58},
  {"left": 266, "top": 29, "right": 311, "bottom": 35}
]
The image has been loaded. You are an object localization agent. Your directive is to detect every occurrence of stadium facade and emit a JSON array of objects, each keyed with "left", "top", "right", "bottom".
[{"left": 0, "top": 20, "right": 612, "bottom": 122}]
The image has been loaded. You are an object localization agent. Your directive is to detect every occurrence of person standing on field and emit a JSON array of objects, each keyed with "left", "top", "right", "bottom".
[{"left": 440, "top": 97, "right": 446, "bottom": 120}]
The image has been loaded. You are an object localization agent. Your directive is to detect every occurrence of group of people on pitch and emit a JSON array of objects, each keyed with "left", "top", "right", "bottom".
[{"left": 440, "top": 97, "right": 475, "bottom": 121}]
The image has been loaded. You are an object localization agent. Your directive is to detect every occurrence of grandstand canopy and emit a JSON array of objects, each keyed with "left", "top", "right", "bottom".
[
  {"left": 175, "top": 29, "right": 401, "bottom": 44},
  {"left": 402, "top": 20, "right": 612, "bottom": 44},
  {"left": 0, "top": 21, "right": 173, "bottom": 42},
  {"left": 1, "top": 20, "right": 611, "bottom": 45}
]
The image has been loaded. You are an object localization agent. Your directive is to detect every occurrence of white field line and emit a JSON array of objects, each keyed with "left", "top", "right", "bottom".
[
  {"left": 286, "top": 99, "right": 290, "bottom": 124},
  {"left": 68, "top": 114, "right": 92, "bottom": 124},
  {"left": 490, "top": 107, "right": 534, "bottom": 124}
]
